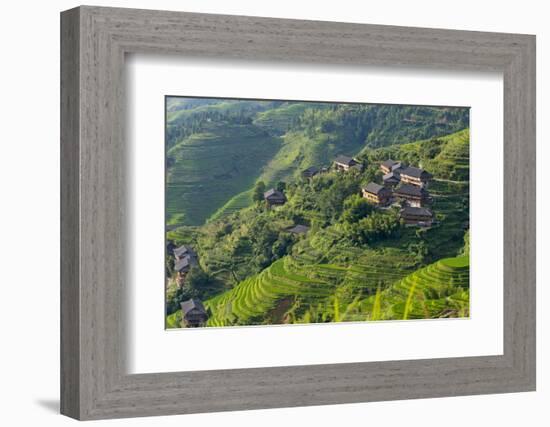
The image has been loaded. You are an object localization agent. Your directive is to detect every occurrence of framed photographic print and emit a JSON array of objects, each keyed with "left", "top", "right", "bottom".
[
  {"left": 61, "top": 5, "right": 536, "bottom": 420},
  {"left": 163, "top": 96, "right": 471, "bottom": 330}
]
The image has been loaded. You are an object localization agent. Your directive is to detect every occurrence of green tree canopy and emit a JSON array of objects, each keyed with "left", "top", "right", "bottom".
[{"left": 252, "top": 181, "right": 266, "bottom": 203}]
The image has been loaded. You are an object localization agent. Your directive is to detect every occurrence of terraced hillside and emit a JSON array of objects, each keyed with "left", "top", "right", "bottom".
[
  {"left": 166, "top": 99, "right": 470, "bottom": 226},
  {"left": 208, "top": 190, "right": 254, "bottom": 223},
  {"left": 371, "top": 256, "right": 470, "bottom": 320},
  {"left": 165, "top": 98, "right": 471, "bottom": 329},
  {"left": 165, "top": 254, "right": 469, "bottom": 327},
  {"left": 166, "top": 122, "right": 281, "bottom": 226},
  {"left": 206, "top": 244, "right": 417, "bottom": 326},
  {"left": 253, "top": 103, "right": 318, "bottom": 135}
]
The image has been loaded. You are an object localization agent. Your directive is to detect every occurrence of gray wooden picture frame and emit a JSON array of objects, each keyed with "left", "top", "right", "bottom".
[{"left": 60, "top": 5, "right": 536, "bottom": 421}]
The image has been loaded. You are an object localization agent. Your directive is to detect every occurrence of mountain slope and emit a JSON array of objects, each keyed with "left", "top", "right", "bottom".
[
  {"left": 166, "top": 122, "right": 281, "bottom": 226},
  {"left": 166, "top": 98, "right": 469, "bottom": 226}
]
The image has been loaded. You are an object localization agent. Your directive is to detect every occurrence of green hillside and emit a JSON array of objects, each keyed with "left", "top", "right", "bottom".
[
  {"left": 373, "top": 256, "right": 469, "bottom": 320},
  {"left": 252, "top": 102, "right": 321, "bottom": 135},
  {"left": 165, "top": 98, "right": 470, "bottom": 328},
  {"left": 166, "top": 123, "right": 470, "bottom": 328},
  {"left": 166, "top": 99, "right": 469, "bottom": 226},
  {"left": 166, "top": 122, "right": 281, "bottom": 226},
  {"left": 167, "top": 255, "right": 469, "bottom": 327}
]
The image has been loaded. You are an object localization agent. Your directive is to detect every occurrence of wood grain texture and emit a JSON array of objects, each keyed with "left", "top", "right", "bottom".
[
  {"left": 60, "top": 5, "right": 536, "bottom": 420},
  {"left": 60, "top": 7, "right": 80, "bottom": 419}
]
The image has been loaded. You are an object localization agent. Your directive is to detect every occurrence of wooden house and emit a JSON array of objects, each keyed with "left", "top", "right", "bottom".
[
  {"left": 382, "top": 171, "right": 401, "bottom": 187},
  {"left": 400, "top": 206, "right": 434, "bottom": 227},
  {"left": 400, "top": 166, "right": 432, "bottom": 187},
  {"left": 302, "top": 166, "right": 319, "bottom": 179},
  {"left": 380, "top": 159, "right": 403, "bottom": 175},
  {"left": 334, "top": 155, "right": 362, "bottom": 172},
  {"left": 394, "top": 184, "right": 430, "bottom": 207},
  {"left": 286, "top": 224, "right": 309, "bottom": 235},
  {"left": 173, "top": 244, "right": 197, "bottom": 261},
  {"left": 362, "top": 182, "right": 392, "bottom": 206},
  {"left": 174, "top": 246, "right": 199, "bottom": 286},
  {"left": 180, "top": 298, "right": 208, "bottom": 327},
  {"left": 264, "top": 188, "right": 287, "bottom": 207}
]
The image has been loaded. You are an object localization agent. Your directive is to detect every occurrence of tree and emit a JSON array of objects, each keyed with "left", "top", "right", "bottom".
[
  {"left": 276, "top": 181, "right": 286, "bottom": 192},
  {"left": 185, "top": 266, "right": 212, "bottom": 292},
  {"left": 252, "top": 181, "right": 266, "bottom": 203},
  {"left": 342, "top": 194, "right": 373, "bottom": 223}
]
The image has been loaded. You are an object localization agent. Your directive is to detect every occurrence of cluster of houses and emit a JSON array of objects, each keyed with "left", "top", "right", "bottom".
[
  {"left": 170, "top": 244, "right": 199, "bottom": 286},
  {"left": 362, "top": 159, "right": 435, "bottom": 227},
  {"left": 167, "top": 242, "right": 209, "bottom": 327},
  {"left": 170, "top": 156, "right": 438, "bottom": 327},
  {"left": 298, "top": 155, "right": 436, "bottom": 227}
]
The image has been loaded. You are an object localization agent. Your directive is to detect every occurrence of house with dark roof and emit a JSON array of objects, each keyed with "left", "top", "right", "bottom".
[
  {"left": 400, "top": 166, "right": 432, "bottom": 187},
  {"left": 180, "top": 298, "right": 208, "bottom": 327},
  {"left": 380, "top": 159, "right": 397, "bottom": 174},
  {"left": 394, "top": 184, "right": 430, "bottom": 207},
  {"left": 362, "top": 182, "right": 392, "bottom": 206},
  {"left": 174, "top": 255, "right": 198, "bottom": 274},
  {"left": 286, "top": 224, "right": 310, "bottom": 235},
  {"left": 302, "top": 166, "right": 319, "bottom": 179},
  {"left": 264, "top": 188, "right": 287, "bottom": 207},
  {"left": 173, "top": 244, "right": 199, "bottom": 286},
  {"left": 173, "top": 244, "right": 197, "bottom": 261},
  {"left": 382, "top": 171, "right": 401, "bottom": 187},
  {"left": 400, "top": 206, "right": 434, "bottom": 227},
  {"left": 334, "top": 155, "right": 360, "bottom": 172}
]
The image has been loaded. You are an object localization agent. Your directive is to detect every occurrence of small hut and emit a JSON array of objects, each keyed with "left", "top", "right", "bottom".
[
  {"left": 264, "top": 188, "right": 287, "bottom": 207},
  {"left": 180, "top": 299, "right": 208, "bottom": 327}
]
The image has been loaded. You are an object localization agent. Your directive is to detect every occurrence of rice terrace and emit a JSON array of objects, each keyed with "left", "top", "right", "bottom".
[{"left": 165, "top": 97, "right": 470, "bottom": 329}]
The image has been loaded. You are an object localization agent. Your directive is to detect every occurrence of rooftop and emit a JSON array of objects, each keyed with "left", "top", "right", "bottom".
[
  {"left": 401, "top": 166, "right": 431, "bottom": 179},
  {"left": 287, "top": 224, "right": 310, "bottom": 234},
  {"left": 400, "top": 206, "right": 433, "bottom": 217},
  {"left": 334, "top": 155, "right": 357, "bottom": 166},
  {"left": 395, "top": 183, "right": 427, "bottom": 197},
  {"left": 363, "top": 182, "right": 389, "bottom": 195},
  {"left": 174, "top": 255, "right": 198, "bottom": 272},
  {"left": 302, "top": 166, "right": 319, "bottom": 176},
  {"left": 264, "top": 188, "right": 286, "bottom": 200},
  {"left": 381, "top": 159, "right": 398, "bottom": 168},
  {"left": 383, "top": 171, "right": 401, "bottom": 182},
  {"left": 174, "top": 244, "right": 196, "bottom": 258},
  {"left": 180, "top": 298, "right": 207, "bottom": 315}
]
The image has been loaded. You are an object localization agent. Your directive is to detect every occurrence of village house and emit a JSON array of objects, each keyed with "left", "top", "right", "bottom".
[
  {"left": 333, "top": 155, "right": 363, "bottom": 172},
  {"left": 394, "top": 184, "right": 430, "bottom": 208},
  {"left": 180, "top": 298, "right": 208, "bottom": 327},
  {"left": 400, "top": 206, "right": 434, "bottom": 227},
  {"left": 173, "top": 244, "right": 199, "bottom": 287},
  {"left": 362, "top": 182, "right": 392, "bottom": 206},
  {"left": 380, "top": 159, "right": 405, "bottom": 175},
  {"left": 302, "top": 166, "right": 319, "bottom": 179},
  {"left": 286, "top": 224, "right": 310, "bottom": 235},
  {"left": 382, "top": 171, "right": 401, "bottom": 187},
  {"left": 264, "top": 188, "right": 287, "bottom": 207},
  {"left": 173, "top": 244, "right": 197, "bottom": 261},
  {"left": 400, "top": 166, "right": 432, "bottom": 187}
]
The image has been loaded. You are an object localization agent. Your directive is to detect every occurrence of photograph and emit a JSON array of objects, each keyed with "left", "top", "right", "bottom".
[{"left": 164, "top": 97, "right": 471, "bottom": 328}]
